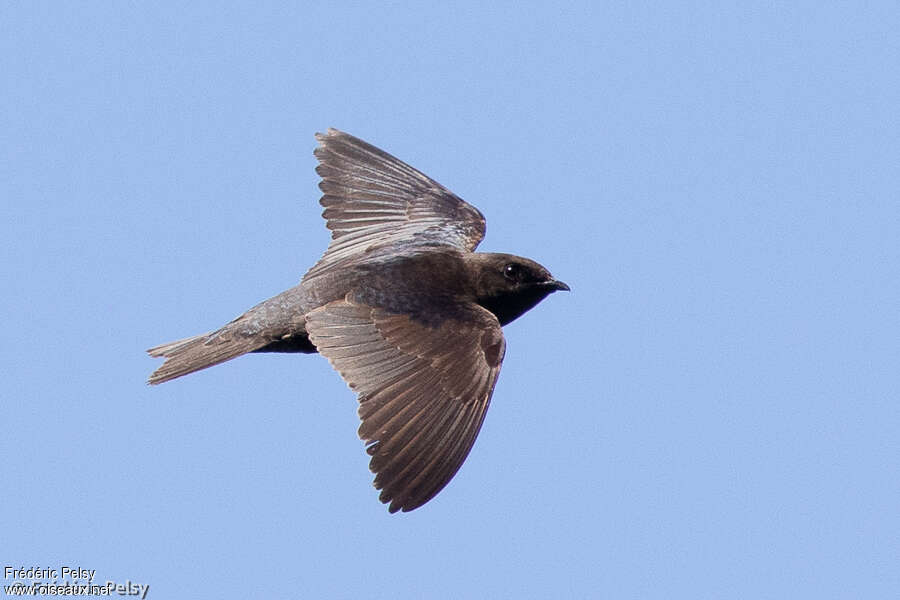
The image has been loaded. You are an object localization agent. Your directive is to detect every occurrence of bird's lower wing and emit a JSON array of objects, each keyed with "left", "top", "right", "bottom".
[{"left": 305, "top": 296, "right": 506, "bottom": 513}]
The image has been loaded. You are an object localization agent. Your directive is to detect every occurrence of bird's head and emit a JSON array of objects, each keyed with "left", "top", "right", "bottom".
[{"left": 469, "top": 253, "right": 569, "bottom": 326}]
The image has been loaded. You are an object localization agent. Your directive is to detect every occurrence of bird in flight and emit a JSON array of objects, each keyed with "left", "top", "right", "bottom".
[{"left": 148, "top": 129, "right": 569, "bottom": 512}]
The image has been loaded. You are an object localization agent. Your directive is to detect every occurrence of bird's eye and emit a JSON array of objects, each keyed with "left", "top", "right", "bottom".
[{"left": 503, "top": 263, "right": 523, "bottom": 282}]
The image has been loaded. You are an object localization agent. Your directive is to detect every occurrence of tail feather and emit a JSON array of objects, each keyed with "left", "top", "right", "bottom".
[
  {"left": 147, "top": 334, "right": 208, "bottom": 358},
  {"left": 147, "top": 329, "right": 269, "bottom": 385}
]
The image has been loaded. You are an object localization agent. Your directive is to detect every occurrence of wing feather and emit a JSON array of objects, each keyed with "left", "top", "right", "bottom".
[
  {"left": 305, "top": 297, "right": 505, "bottom": 513},
  {"left": 303, "top": 129, "right": 486, "bottom": 281}
]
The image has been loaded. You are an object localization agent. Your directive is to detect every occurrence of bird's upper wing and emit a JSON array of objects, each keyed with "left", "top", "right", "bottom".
[
  {"left": 305, "top": 296, "right": 506, "bottom": 513},
  {"left": 302, "top": 129, "right": 486, "bottom": 281}
]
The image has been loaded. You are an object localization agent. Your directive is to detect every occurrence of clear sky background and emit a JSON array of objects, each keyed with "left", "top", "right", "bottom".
[{"left": 2, "top": 3, "right": 898, "bottom": 599}]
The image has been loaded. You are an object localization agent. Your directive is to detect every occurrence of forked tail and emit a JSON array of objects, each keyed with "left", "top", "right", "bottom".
[{"left": 147, "top": 329, "right": 269, "bottom": 384}]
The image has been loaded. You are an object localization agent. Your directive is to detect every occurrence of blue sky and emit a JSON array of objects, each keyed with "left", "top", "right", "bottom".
[{"left": 2, "top": 3, "right": 898, "bottom": 598}]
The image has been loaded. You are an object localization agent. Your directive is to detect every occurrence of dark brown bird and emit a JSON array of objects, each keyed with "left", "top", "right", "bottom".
[{"left": 148, "top": 129, "right": 569, "bottom": 512}]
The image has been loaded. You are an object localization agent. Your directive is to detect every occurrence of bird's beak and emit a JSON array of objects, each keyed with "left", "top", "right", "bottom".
[{"left": 545, "top": 279, "right": 570, "bottom": 292}]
